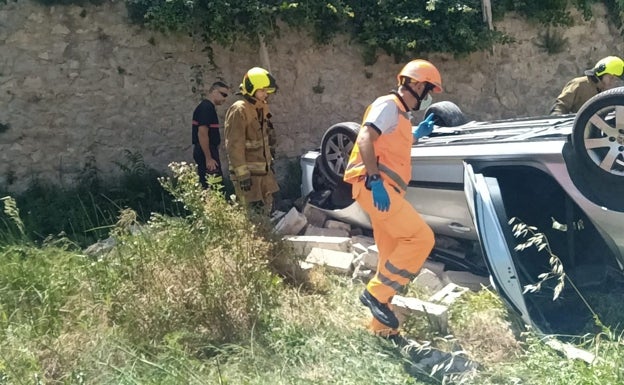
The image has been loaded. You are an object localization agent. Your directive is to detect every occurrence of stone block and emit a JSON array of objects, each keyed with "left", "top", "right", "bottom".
[
  {"left": 545, "top": 337, "right": 596, "bottom": 364},
  {"left": 422, "top": 260, "right": 446, "bottom": 276},
  {"left": 349, "top": 227, "right": 364, "bottom": 236},
  {"left": 305, "top": 247, "right": 354, "bottom": 274},
  {"left": 274, "top": 207, "right": 308, "bottom": 235},
  {"left": 304, "top": 225, "right": 350, "bottom": 238},
  {"left": 269, "top": 210, "right": 287, "bottom": 224},
  {"left": 442, "top": 271, "right": 490, "bottom": 292},
  {"left": 351, "top": 235, "right": 375, "bottom": 249},
  {"left": 283, "top": 235, "right": 351, "bottom": 256},
  {"left": 413, "top": 268, "right": 445, "bottom": 292},
  {"left": 359, "top": 251, "right": 378, "bottom": 270},
  {"left": 429, "top": 283, "right": 470, "bottom": 306},
  {"left": 302, "top": 203, "right": 328, "bottom": 228},
  {"left": 391, "top": 295, "right": 449, "bottom": 333},
  {"left": 352, "top": 242, "right": 369, "bottom": 255},
  {"left": 325, "top": 219, "right": 351, "bottom": 232},
  {"left": 299, "top": 261, "right": 315, "bottom": 270}
]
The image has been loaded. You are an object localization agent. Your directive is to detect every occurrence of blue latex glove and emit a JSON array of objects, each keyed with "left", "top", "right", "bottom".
[
  {"left": 413, "top": 113, "right": 436, "bottom": 139},
  {"left": 369, "top": 178, "right": 390, "bottom": 212}
]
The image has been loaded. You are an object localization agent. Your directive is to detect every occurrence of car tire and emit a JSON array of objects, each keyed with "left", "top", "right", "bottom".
[
  {"left": 319, "top": 122, "right": 360, "bottom": 184},
  {"left": 423, "top": 101, "right": 469, "bottom": 127},
  {"left": 571, "top": 86, "right": 624, "bottom": 185}
]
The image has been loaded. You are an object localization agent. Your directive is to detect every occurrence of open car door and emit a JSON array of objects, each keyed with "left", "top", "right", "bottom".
[{"left": 463, "top": 162, "right": 534, "bottom": 329}]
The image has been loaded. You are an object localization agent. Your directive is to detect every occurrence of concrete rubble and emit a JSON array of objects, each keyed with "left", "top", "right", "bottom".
[
  {"left": 276, "top": 202, "right": 490, "bottom": 316},
  {"left": 274, "top": 202, "right": 490, "bottom": 378}
]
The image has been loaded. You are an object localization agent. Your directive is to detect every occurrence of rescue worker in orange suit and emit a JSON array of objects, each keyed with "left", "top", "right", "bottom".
[
  {"left": 344, "top": 59, "right": 441, "bottom": 336},
  {"left": 224, "top": 67, "right": 280, "bottom": 213},
  {"left": 550, "top": 56, "right": 624, "bottom": 115}
]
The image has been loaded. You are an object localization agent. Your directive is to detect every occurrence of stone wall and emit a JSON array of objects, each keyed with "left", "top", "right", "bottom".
[{"left": 1, "top": 1, "right": 623, "bottom": 192}]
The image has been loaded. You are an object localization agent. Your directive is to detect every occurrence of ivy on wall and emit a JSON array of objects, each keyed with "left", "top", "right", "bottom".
[
  {"left": 19, "top": 0, "right": 624, "bottom": 62},
  {"left": 124, "top": 0, "right": 624, "bottom": 63}
]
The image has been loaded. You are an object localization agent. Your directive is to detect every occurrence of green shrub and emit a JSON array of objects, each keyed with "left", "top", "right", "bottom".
[
  {"left": 89, "top": 162, "right": 284, "bottom": 348},
  {"left": 535, "top": 28, "right": 569, "bottom": 54},
  {"left": 0, "top": 151, "right": 180, "bottom": 247}
]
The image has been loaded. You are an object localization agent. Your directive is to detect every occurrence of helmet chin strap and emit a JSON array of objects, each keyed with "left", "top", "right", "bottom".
[{"left": 402, "top": 82, "right": 429, "bottom": 111}]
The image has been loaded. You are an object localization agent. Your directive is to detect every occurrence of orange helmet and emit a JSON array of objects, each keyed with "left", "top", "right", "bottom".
[{"left": 397, "top": 59, "right": 443, "bottom": 93}]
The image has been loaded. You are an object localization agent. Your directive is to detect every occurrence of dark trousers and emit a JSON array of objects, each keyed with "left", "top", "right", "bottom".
[{"left": 193, "top": 144, "right": 222, "bottom": 189}]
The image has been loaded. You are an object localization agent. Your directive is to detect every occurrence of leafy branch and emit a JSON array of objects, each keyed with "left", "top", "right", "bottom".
[
  {"left": 509, "top": 217, "right": 599, "bottom": 321},
  {"left": 510, "top": 218, "right": 565, "bottom": 299}
]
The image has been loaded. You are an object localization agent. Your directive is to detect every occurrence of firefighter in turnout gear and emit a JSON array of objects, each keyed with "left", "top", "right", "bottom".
[
  {"left": 224, "top": 67, "right": 279, "bottom": 212},
  {"left": 550, "top": 56, "right": 624, "bottom": 115},
  {"left": 344, "top": 59, "right": 440, "bottom": 337}
]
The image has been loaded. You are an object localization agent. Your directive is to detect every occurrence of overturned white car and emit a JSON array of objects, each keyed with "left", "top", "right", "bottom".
[{"left": 301, "top": 87, "right": 624, "bottom": 335}]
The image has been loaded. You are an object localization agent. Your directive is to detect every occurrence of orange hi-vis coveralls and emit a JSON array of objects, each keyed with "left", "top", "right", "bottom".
[
  {"left": 224, "top": 95, "right": 279, "bottom": 208},
  {"left": 344, "top": 93, "right": 435, "bottom": 331}
]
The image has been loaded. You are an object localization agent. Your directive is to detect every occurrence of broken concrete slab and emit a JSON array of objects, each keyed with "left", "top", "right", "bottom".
[
  {"left": 269, "top": 210, "right": 287, "bottom": 224},
  {"left": 302, "top": 204, "right": 328, "bottom": 228},
  {"left": 359, "top": 251, "right": 378, "bottom": 270},
  {"left": 414, "top": 268, "right": 445, "bottom": 293},
  {"left": 442, "top": 271, "right": 490, "bottom": 292},
  {"left": 298, "top": 261, "right": 315, "bottom": 271},
  {"left": 305, "top": 247, "right": 354, "bottom": 274},
  {"left": 349, "top": 227, "right": 364, "bottom": 236},
  {"left": 283, "top": 235, "right": 351, "bottom": 256},
  {"left": 352, "top": 242, "right": 369, "bottom": 255},
  {"left": 304, "top": 225, "right": 350, "bottom": 238},
  {"left": 422, "top": 260, "right": 445, "bottom": 276},
  {"left": 545, "top": 337, "right": 596, "bottom": 365},
  {"left": 325, "top": 219, "right": 351, "bottom": 232},
  {"left": 391, "top": 295, "right": 449, "bottom": 333},
  {"left": 274, "top": 207, "right": 308, "bottom": 235},
  {"left": 351, "top": 235, "right": 375, "bottom": 249},
  {"left": 429, "top": 283, "right": 470, "bottom": 306},
  {"left": 83, "top": 237, "right": 116, "bottom": 258}
]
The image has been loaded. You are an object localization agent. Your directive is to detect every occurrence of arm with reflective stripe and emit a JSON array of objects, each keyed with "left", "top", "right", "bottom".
[{"left": 224, "top": 104, "right": 250, "bottom": 178}]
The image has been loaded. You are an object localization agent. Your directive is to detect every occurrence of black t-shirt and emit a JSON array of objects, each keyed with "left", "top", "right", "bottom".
[{"left": 192, "top": 99, "right": 220, "bottom": 147}]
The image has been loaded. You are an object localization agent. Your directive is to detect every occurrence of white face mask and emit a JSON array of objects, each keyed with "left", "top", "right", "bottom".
[{"left": 417, "top": 93, "right": 433, "bottom": 111}]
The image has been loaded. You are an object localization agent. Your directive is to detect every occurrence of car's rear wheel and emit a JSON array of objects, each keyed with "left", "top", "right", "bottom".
[
  {"left": 572, "top": 86, "right": 624, "bottom": 185},
  {"left": 423, "top": 101, "right": 469, "bottom": 127},
  {"left": 319, "top": 122, "right": 359, "bottom": 184}
]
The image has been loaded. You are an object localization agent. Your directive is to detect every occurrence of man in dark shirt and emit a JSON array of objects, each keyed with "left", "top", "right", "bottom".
[{"left": 192, "top": 81, "right": 230, "bottom": 189}]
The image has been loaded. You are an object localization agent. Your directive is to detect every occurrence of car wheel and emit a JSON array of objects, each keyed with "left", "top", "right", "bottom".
[
  {"left": 423, "top": 101, "right": 469, "bottom": 127},
  {"left": 319, "top": 122, "right": 360, "bottom": 184},
  {"left": 572, "top": 86, "right": 624, "bottom": 183}
]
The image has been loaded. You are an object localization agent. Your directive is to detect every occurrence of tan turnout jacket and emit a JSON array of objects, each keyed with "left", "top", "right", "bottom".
[
  {"left": 550, "top": 76, "right": 600, "bottom": 115},
  {"left": 224, "top": 96, "right": 273, "bottom": 180}
]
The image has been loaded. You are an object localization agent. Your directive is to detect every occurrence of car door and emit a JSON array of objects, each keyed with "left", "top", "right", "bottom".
[
  {"left": 463, "top": 162, "right": 534, "bottom": 328},
  {"left": 408, "top": 148, "right": 476, "bottom": 241}
]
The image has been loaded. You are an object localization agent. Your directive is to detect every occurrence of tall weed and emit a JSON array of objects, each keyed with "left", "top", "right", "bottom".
[{"left": 89, "top": 162, "right": 284, "bottom": 349}]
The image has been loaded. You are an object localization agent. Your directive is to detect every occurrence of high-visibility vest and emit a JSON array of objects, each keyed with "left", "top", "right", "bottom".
[{"left": 343, "top": 94, "right": 412, "bottom": 192}]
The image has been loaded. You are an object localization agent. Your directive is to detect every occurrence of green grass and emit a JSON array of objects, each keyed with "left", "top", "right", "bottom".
[
  {"left": 0, "top": 151, "right": 182, "bottom": 247},
  {"left": 1, "top": 163, "right": 623, "bottom": 384}
]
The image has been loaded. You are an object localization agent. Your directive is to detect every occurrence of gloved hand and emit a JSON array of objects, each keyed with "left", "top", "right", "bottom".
[
  {"left": 239, "top": 177, "right": 252, "bottom": 191},
  {"left": 369, "top": 177, "right": 390, "bottom": 212},
  {"left": 413, "top": 113, "right": 436, "bottom": 140}
]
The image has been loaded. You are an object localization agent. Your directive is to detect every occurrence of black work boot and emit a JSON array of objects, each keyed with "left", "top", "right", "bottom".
[{"left": 360, "top": 289, "right": 399, "bottom": 329}]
